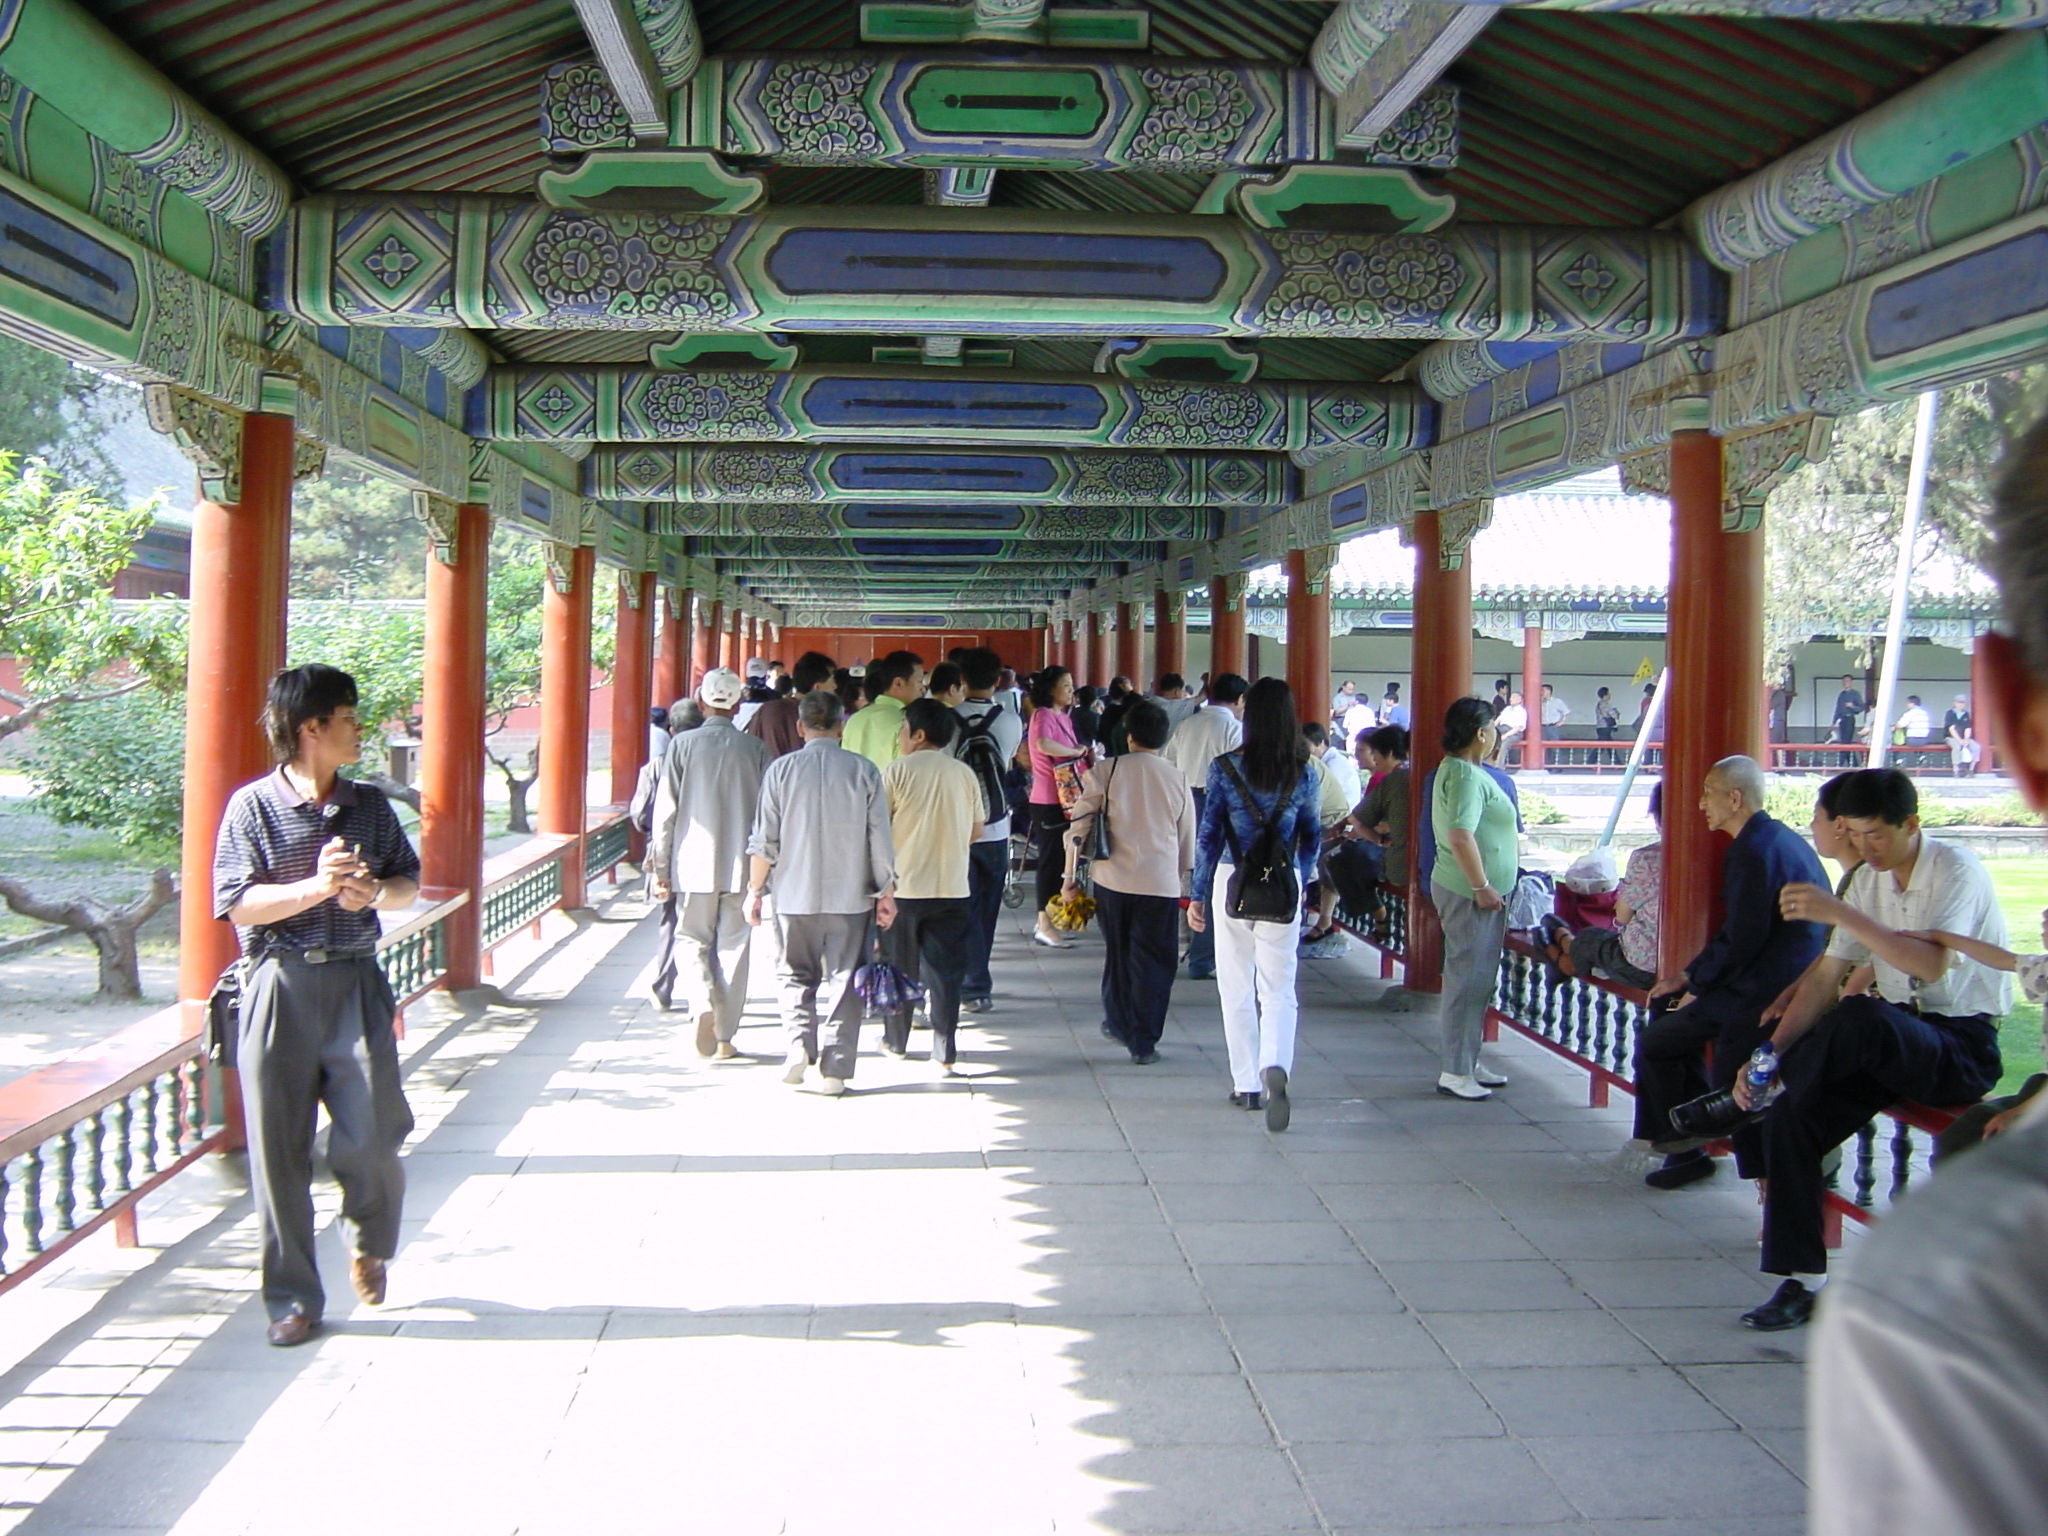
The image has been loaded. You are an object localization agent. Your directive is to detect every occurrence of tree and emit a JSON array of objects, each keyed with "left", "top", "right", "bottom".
[
  {"left": 0, "top": 867, "right": 176, "bottom": 1003},
  {"left": 23, "top": 686, "right": 187, "bottom": 856},
  {"left": 0, "top": 335, "right": 120, "bottom": 494},
  {"left": 290, "top": 461, "right": 429, "bottom": 600},
  {"left": 0, "top": 454, "right": 182, "bottom": 743}
]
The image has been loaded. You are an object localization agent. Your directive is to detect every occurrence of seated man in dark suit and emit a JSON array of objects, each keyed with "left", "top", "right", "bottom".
[{"left": 1631, "top": 754, "right": 1829, "bottom": 1190}]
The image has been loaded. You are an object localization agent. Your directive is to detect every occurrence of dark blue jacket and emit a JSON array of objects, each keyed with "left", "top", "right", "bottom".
[{"left": 1684, "top": 811, "right": 1828, "bottom": 1021}]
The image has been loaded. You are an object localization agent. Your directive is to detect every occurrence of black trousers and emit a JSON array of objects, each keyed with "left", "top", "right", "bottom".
[
  {"left": 1032, "top": 803, "right": 1068, "bottom": 913},
  {"left": 1631, "top": 998, "right": 1769, "bottom": 1175},
  {"left": 1096, "top": 884, "right": 1180, "bottom": 1055},
  {"left": 963, "top": 838, "right": 1007, "bottom": 1001},
  {"left": 881, "top": 896, "right": 973, "bottom": 1062},
  {"left": 1761, "top": 996, "right": 1998, "bottom": 1277}
]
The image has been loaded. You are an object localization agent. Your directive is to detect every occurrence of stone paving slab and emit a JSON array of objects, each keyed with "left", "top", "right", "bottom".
[{"left": 0, "top": 899, "right": 1818, "bottom": 1534}]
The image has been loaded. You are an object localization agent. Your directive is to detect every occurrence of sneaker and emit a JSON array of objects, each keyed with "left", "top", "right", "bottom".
[
  {"left": 818, "top": 1077, "right": 847, "bottom": 1097},
  {"left": 782, "top": 1052, "right": 810, "bottom": 1086},
  {"left": 1436, "top": 1072, "right": 1492, "bottom": 1101},
  {"left": 1130, "top": 1050, "right": 1159, "bottom": 1066},
  {"left": 1472, "top": 1062, "right": 1510, "bottom": 1088},
  {"left": 930, "top": 1056, "right": 957, "bottom": 1078},
  {"left": 1261, "top": 1065, "right": 1291, "bottom": 1132},
  {"left": 1099, "top": 1022, "right": 1125, "bottom": 1043},
  {"left": 1644, "top": 1152, "right": 1716, "bottom": 1190},
  {"left": 1741, "top": 1278, "right": 1818, "bottom": 1331},
  {"left": 963, "top": 996, "right": 993, "bottom": 1014}
]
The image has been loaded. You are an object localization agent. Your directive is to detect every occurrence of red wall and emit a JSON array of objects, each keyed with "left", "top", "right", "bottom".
[{"left": 771, "top": 628, "right": 1047, "bottom": 674}]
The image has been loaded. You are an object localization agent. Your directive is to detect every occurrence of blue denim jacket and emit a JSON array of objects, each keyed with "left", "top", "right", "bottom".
[{"left": 1192, "top": 750, "right": 1323, "bottom": 905}]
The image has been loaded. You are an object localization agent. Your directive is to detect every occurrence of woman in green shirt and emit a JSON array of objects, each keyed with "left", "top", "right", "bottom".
[{"left": 1432, "top": 697, "right": 1519, "bottom": 1101}]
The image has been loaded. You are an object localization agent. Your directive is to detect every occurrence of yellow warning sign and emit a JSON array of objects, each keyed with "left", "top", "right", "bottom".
[{"left": 1631, "top": 656, "right": 1656, "bottom": 686}]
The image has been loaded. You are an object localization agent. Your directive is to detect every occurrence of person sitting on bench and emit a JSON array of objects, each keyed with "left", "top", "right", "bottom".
[{"left": 1739, "top": 766, "right": 2010, "bottom": 1332}]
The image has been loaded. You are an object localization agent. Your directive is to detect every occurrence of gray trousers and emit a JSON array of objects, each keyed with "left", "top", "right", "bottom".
[
  {"left": 1433, "top": 881, "right": 1508, "bottom": 1078},
  {"left": 664, "top": 890, "right": 752, "bottom": 1039},
  {"left": 239, "top": 954, "right": 414, "bottom": 1323},
  {"left": 775, "top": 911, "right": 873, "bottom": 1080}
]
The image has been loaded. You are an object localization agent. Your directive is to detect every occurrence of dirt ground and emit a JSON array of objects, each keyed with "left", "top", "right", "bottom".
[{"left": 0, "top": 785, "right": 549, "bottom": 1091}]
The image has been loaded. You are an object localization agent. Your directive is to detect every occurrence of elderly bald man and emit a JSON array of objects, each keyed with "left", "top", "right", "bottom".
[{"left": 1630, "top": 755, "right": 1829, "bottom": 1191}]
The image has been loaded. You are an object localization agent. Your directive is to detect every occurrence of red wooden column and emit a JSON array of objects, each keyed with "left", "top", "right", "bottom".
[
  {"left": 1209, "top": 573, "right": 1248, "bottom": 681},
  {"left": 1972, "top": 634, "right": 1998, "bottom": 772},
  {"left": 717, "top": 607, "right": 737, "bottom": 672},
  {"left": 1116, "top": 601, "right": 1143, "bottom": 685},
  {"left": 178, "top": 411, "right": 294, "bottom": 1006},
  {"left": 1072, "top": 610, "right": 1094, "bottom": 685},
  {"left": 540, "top": 544, "right": 596, "bottom": 909},
  {"left": 1155, "top": 588, "right": 1187, "bottom": 683},
  {"left": 1660, "top": 431, "right": 1763, "bottom": 977},
  {"left": 611, "top": 571, "right": 656, "bottom": 811},
  {"left": 419, "top": 500, "right": 490, "bottom": 991},
  {"left": 1521, "top": 624, "right": 1544, "bottom": 771},
  {"left": 689, "top": 593, "right": 714, "bottom": 688},
  {"left": 1285, "top": 547, "right": 1333, "bottom": 723},
  {"left": 653, "top": 586, "right": 686, "bottom": 711},
  {"left": 704, "top": 598, "right": 726, "bottom": 678},
  {"left": 1405, "top": 512, "right": 1475, "bottom": 995}
]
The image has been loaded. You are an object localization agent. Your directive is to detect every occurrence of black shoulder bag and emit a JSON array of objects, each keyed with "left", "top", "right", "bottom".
[
  {"left": 1217, "top": 756, "right": 1300, "bottom": 923},
  {"left": 1087, "top": 757, "right": 1117, "bottom": 862}
]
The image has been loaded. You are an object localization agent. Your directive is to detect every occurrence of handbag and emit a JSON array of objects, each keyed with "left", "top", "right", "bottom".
[
  {"left": 1086, "top": 757, "right": 1117, "bottom": 862},
  {"left": 1216, "top": 756, "right": 1300, "bottom": 924},
  {"left": 206, "top": 959, "right": 245, "bottom": 1068},
  {"left": 1052, "top": 756, "right": 1090, "bottom": 814}
]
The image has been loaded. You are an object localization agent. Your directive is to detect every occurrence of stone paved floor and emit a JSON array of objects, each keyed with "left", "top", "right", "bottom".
[{"left": 0, "top": 893, "right": 1817, "bottom": 1535}]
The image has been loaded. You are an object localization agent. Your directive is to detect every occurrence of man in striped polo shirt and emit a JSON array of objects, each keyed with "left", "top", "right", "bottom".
[{"left": 213, "top": 664, "right": 420, "bottom": 1346}]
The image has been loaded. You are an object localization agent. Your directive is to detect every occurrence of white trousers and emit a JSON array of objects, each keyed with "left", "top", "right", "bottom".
[{"left": 1209, "top": 862, "right": 1301, "bottom": 1094}]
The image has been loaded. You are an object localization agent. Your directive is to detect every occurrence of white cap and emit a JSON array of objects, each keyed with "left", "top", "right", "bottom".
[
  {"left": 746, "top": 657, "right": 769, "bottom": 678},
  {"left": 698, "top": 668, "right": 745, "bottom": 709}
]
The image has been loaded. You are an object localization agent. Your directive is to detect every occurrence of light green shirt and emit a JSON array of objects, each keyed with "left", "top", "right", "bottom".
[
  {"left": 841, "top": 693, "right": 908, "bottom": 769},
  {"left": 1432, "top": 756, "right": 1518, "bottom": 900}
]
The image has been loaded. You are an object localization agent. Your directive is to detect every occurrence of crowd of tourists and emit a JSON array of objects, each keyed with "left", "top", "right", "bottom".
[{"left": 204, "top": 412, "right": 2048, "bottom": 1533}]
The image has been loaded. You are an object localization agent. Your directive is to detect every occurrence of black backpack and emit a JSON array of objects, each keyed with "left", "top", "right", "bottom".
[
  {"left": 955, "top": 704, "right": 1011, "bottom": 824},
  {"left": 1217, "top": 755, "right": 1301, "bottom": 923}
]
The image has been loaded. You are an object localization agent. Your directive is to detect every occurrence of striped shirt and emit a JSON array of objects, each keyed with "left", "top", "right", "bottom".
[{"left": 212, "top": 769, "right": 420, "bottom": 958}]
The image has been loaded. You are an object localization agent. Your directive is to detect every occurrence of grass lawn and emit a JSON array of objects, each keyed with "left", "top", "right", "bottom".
[{"left": 1983, "top": 856, "right": 2048, "bottom": 1095}]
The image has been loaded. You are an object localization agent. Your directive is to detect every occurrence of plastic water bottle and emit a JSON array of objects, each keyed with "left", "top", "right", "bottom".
[{"left": 1744, "top": 1045, "right": 1783, "bottom": 1110}]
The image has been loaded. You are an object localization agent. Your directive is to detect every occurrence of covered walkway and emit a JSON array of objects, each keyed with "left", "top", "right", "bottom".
[{"left": 0, "top": 898, "right": 1806, "bottom": 1536}]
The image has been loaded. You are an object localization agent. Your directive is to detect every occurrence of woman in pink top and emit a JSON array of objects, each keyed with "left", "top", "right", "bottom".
[{"left": 1028, "top": 667, "right": 1087, "bottom": 947}]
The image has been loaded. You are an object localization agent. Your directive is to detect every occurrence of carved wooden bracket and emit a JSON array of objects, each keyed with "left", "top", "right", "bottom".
[
  {"left": 621, "top": 571, "right": 644, "bottom": 609},
  {"left": 1300, "top": 544, "right": 1338, "bottom": 596},
  {"left": 1217, "top": 571, "right": 1250, "bottom": 612},
  {"left": 412, "top": 492, "right": 461, "bottom": 566},
  {"left": 544, "top": 541, "right": 579, "bottom": 594},
  {"left": 1722, "top": 415, "right": 1834, "bottom": 533},
  {"left": 143, "top": 385, "right": 243, "bottom": 504},
  {"left": 1402, "top": 501, "right": 1492, "bottom": 571}
]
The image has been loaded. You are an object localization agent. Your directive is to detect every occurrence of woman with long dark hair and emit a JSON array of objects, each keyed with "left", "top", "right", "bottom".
[
  {"left": 1432, "top": 697, "right": 1517, "bottom": 1099},
  {"left": 1189, "top": 677, "right": 1323, "bottom": 1130},
  {"left": 1027, "top": 666, "right": 1088, "bottom": 948}
]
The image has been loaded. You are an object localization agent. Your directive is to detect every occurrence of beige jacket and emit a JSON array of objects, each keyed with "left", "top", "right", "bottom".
[{"left": 1064, "top": 750, "right": 1197, "bottom": 899}]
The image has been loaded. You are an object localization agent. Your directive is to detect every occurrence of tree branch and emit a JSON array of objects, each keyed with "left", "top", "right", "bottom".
[{"left": 0, "top": 676, "right": 154, "bottom": 743}]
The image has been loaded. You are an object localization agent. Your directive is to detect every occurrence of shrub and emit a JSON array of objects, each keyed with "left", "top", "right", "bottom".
[
  {"left": 24, "top": 688, "right": 186, "bottom": 858},
  {"left": 1518, "top": 791, "right": 1568, "bottom": 826}
]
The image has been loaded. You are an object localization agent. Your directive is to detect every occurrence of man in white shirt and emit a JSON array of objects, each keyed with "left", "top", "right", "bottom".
[
  {"left": 1896, "top": 694, "right": 1933, "bottom": 745},
  {"left": 1161, "top": 672, "right": 1246, "bottom": 980},
  {"left": 1491, "top": 692, "right": 1529, "bottom": 767},
  {"left": 647, "top": 668, "right": 773, "bottom": 1058},
  {"left": 1340, "top": 696, "right": 1377, "bottom": 746},
  {"left": 1538, "top": 683, "right": 1570, "bottom": 731},
  {"left": 1744, "top": 767, "right": 2009, "bottom": 1331}
]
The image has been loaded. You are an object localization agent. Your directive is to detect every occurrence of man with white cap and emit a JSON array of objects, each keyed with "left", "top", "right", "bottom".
[{"left": 648, "top": 667, "right": 772, "bottom": 1056}]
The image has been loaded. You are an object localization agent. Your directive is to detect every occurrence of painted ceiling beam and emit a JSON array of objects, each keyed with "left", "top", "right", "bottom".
[
  {"left": 648, "top": 504, "right": 1215, "bottom": 540},
  {"left": 1313, "top": 0, "right": 1493, "bottom": 150},
  {"left": 587, "top": 443, "right": 1290, "bottom": 504},
  {"left": 0, "top": 0, "right": 292, "bottom": 235},
  {"left": 780, "top": 605, "right": 1047, "bottom": 627},
  {"left": 601, "top": 449, "right": 1290, "bottom": 509},
  {"left": 748, "top": 580, "right": 1088, "bottom": 604},
  {"left": 1407, "top": 0, "right": 2047, "bottom": 21},
  {"left": 541, "top": 49, "right": 1459, "bottom": 171},
  {"left": 473, "top": 364, "right": 1430, "bottom": 463},
  {"left": 284, "top": 199, "right": 1720, "bottom": 345},
  {"left": 571, "top": 0, "right": 669, "bottom": 140},
  {"left": 686, "top": 536, "right": 1149, "bottom": 564}
]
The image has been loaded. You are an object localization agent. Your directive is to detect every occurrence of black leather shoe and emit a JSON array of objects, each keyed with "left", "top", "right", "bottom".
[
  {"left": 1644, "top": 1152, "right": 1715, "bottom": 1191},
  {"left": 1261, "top": 1065, "right": 1291, "bottom": 1132},
  {"left": 1228, "top": 1091, "right": 1262, "bottom": 1110},
  {"left": 1100, "top": 1022, "right": 1124, "bottom": 1042},
  {"left": 1742, "top": 1279, "right": 1818, "bottom": 1332},
  {"left": 1130, "top": 1050, "right": 1159, "bottom": 1065}
]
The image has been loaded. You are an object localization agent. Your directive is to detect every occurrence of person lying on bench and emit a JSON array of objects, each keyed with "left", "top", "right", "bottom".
[
  {"left": 1910, "top": 914, "right": 2048, "bottom": 1161},
  {"left": 1738, "top": 766, "right": 2010, "bottom": 1332}
]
